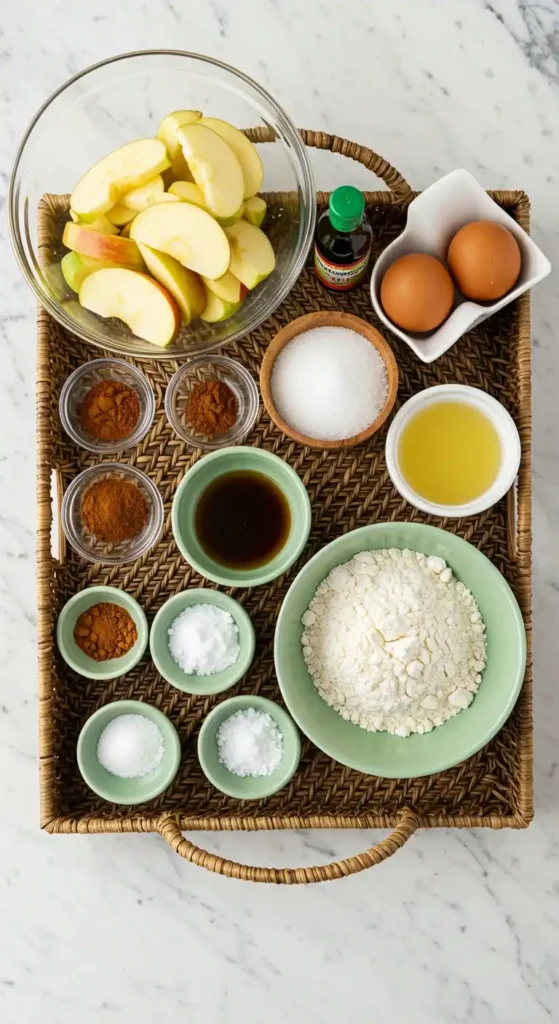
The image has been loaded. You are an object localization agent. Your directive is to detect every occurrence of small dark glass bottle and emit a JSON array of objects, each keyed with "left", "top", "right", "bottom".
[{"left": 314, "top": 185, "right": 373, "bottom": 291}]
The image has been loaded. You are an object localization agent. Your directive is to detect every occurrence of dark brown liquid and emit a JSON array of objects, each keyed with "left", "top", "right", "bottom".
[{"left": 195, "top": 470, "right": 291, "bottom": 570}]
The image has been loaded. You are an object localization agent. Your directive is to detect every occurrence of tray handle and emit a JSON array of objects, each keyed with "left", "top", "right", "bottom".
[{"left": 156, "top": 809, "right": 418, "bottom": 883}]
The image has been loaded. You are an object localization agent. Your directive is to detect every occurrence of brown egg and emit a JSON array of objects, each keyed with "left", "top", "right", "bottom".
[
  {"left": 380, "top": 253, "right": 454, "bottom": 333},
  {"left": 447, "top": 220, "right": 521, "bottom": 301}
]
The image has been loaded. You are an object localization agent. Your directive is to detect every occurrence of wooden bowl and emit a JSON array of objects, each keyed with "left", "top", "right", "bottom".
[{"left": 260, "top": 311, "right": 399, "bottom": 450}]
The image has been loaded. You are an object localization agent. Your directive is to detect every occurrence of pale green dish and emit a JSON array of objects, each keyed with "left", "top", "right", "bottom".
[
  {"left": 150, "top": 589, "right": 255, "bottom": 695},
  {"left": 171, "top": 446, "right": 311, "bottom": 588},
  {"left": 77, "top": 699, "right": 182, "bottom": 805},
  {"left": 57, "top": 586, "right": 148, "bottom": 680},
  {"left": 275, "top": 522, "right": 526, "bottom": 779},
  {"left": 198, "top": 695, "right": 301, "bottom": 799}
]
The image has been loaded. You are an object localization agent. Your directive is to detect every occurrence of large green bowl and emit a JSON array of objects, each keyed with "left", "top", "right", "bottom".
[
  {"left": 171, "top": 446, "right": 311, "bottom": 587},
  {"left": 275, "top": 522, "right": 526, "bottom": 778}
]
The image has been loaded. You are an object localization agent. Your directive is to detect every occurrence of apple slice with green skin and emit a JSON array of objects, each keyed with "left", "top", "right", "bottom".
[
  {"left": 200, "top": 288, "right": 241, "bottom": 323},
  {"left": 224, "top": 220, "right": 275, "bottom": 289},
  {"left": 70, "top": 139, "right": 170, "bottom": 222},
  {"left": 69, "top": 210, "right": 120, "bottom": 235},
  {"left": 243, "top": 196, "right": 266, "bottom": 227},
  {"left": 121, "top": 175, "right": 164, "bottom": 211},
  {"left": 61, "top": 252, "right": 129, "bottom": 292},
  {"left": 200, "top": 117, "right": 264, "bottom": 199},
  {"left": 177, "top": 123, "right": 244, "bottom": 219},
  {"left": 201, "top": 270, "right": 244, "bottom": 305},
  {"left": 137, "top": 243, "right": 205, "bottom": 325},
  {"left": 79, "top": 268, "right": 180, "bottom": 347},
  {"left": 63, "top": 221, "right": 144, "bottom": 269},
  {"left": 169, "top": 181, "right": 243, "bottom": 225},
  {"left": 130, "top": 202, "right": 230, "bottom": 280}
]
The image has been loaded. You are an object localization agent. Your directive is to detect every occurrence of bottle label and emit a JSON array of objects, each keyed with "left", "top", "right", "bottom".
[{"left": 314, "top": 245, "right": 371, "bottom": 290}]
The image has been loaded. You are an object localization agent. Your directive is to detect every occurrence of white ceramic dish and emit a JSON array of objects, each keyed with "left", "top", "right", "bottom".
[
  {"left": 370, "top": 168, "right": 551, "bottom": 363},
  {"left": 385, "top": 384, "right": 521, "bottom": 518}
]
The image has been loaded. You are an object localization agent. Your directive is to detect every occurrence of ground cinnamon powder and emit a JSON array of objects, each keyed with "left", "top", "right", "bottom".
[
  {"left": 80, "top": 380, "right": 140, "bottom": 441},
  {"left": 186, "top": 379, "right": 238, "bottom": 435},
  {"left": 74, "top": 602, "right": 138, "bottom": 661},
  {"left": 80, "top": 478, "right": 148, "bottom": 543}
]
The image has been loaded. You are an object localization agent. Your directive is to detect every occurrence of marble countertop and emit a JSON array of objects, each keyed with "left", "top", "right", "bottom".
[{"left": 1, "top": 2, "right": 558, "bottom": 1022}]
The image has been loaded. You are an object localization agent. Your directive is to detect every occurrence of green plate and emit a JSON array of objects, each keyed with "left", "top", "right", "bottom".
[
  {"left": 150, "top": 589, "right": 255, "bottom": 695},
  {"left": 275, "top": 522, "right": 526, "bottom": 778},
  {"left": 77, "top": 699, "right": 181, "bottom": 805},
  {"left": 57, "top": 585, "right": 148, "bottom": 680},
  {"left": 197, "top": 695, "right": 301, "bottom": 799},
  {"left": 171, "top": 446, "right": 311, "bottom": 587}
]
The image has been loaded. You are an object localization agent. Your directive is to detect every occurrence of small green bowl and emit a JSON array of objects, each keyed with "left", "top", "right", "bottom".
[
  {"left": 150, "top": 589, "right": 256, "bottom": 695},
  {"left": 275, "top": 522, "right": 526, "bottom": 778},
  {"left": 198, "top": 695, "right": 301, "bottom": 799},
  {"left": 57, "top": 585, "right": 148, "bottom": 680},
  {"left": 171, "top": 446, "right": 311, "bottom": 587},
  {"left": 77, "top": 699, "right": 181, "bottom": 805}
]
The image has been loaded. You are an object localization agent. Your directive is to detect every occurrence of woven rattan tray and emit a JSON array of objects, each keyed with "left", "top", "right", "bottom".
[{"left": 37, "top": 133, "right": 533, "bottom": 883}]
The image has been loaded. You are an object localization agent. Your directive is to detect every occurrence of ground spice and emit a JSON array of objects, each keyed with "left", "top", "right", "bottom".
[
  {"left": 80, "top": 380, "right": 140, "bottom": 441},
  {"left": 186, "top": 379, "right": 238, "bottom": 436},
  {"left": 81, "top": 478, "right": 148, "bottom": 543},
  {"left": 74, "top": 602, "right": 138, "bottom": 661}
]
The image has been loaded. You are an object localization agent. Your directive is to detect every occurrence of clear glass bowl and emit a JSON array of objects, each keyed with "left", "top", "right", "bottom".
[
  {"left": 165, "top": 355, "right": 259, "bottom": 449},
  {"left": 9, "top": 50, "right": 316, "bottom": 360},
  {"left": 61, "top": 463, "right": 164, "bottom": 564},
  {"left": 59, "top": 358, "right": 155, "bottom": 453}
]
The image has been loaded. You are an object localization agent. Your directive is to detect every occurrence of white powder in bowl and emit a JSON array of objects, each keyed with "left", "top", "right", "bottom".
[
  {"left": 271, "top": 326, "right": 388, "bottom": 441},
  {"left": 168, "top": 604, "right": 240, "bottom": 676},
  {"left": 96, "top": 714, "right": 165, "bottom": 779},
  {"left": 216, "top": 708, "right": 283, "bottom": 777}
]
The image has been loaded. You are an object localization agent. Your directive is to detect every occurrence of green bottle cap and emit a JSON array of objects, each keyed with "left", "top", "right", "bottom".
[{"left": 329, "top": 186, "right": 365, "bottom": 232}]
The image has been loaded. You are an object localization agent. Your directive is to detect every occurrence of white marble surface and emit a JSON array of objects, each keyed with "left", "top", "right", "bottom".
[{"left": 1, "top": 2, "right": 559, "bottom": 1022}]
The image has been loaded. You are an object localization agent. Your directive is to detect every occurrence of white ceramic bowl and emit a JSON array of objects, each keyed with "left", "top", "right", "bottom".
[
  {"left": 385, "top": 384, "right": 521, "bottom": 518},
  {"left": 371, "top": 168, "right": 551, "bottom": 363}
]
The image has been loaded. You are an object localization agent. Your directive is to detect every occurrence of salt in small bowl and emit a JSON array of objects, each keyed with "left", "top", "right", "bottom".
[{"left": 197, "top": 695, "right": 301, "bottom": 800}]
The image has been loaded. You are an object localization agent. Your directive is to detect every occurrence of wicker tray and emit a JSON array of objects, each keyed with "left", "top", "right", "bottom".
[{"left": 37, "top": 132, "right": 533, "bottom": 883}]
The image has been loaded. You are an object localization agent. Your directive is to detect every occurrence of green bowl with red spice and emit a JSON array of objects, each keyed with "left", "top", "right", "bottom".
[
  {"left": 165, "top": 355, "right": 259, "bottom": 450},
  {"left": 57, "top": 585, "right": 149, "bottom": 680}
]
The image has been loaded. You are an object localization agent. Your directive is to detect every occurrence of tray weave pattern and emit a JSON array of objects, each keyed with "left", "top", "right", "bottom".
[{"left": 37, "top": 133, "right": 533, "bottom": 882}]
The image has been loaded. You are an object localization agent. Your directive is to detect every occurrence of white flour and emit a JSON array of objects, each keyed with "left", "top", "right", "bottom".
[{"left": 301, "top": 548, "right": 486, "bottom": 737}]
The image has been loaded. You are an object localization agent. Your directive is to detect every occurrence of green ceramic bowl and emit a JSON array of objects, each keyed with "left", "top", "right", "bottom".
[
  {"left": 275, "top": 522, "right": 526, "bottom": 778},
  {"left": 171, "top": 446, "right": 311, "bottom": 587},
  {"left": 150, "top": 589, "right": 256, "bottom": 695},
  {"left": 57, "top": 586, "right": 148, "bottom": 680},
  {"left": 198, "top": 694, "right": 301, "bottom": 799},
  {"left": 77, "top": 699, "right": 182, "bottom": 805}
]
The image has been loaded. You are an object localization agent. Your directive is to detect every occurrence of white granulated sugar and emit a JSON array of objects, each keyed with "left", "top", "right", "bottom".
[
  {"left": 168, "top": 604, "right": 240, "bottom": 676},
  {"left": 217, "top": 708, "right": 283, "bottom": 777},
  {"left": 302, "top": 549, "right": 486, "bottom": 737},
  {"left": 271, "top": 326, "right": 388, "bottom": 441},
  {"left": 96, "top": 714, "right": 165, "bottom": 778}
]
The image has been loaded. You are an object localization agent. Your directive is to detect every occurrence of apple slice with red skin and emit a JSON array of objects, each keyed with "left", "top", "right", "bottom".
[
  {"left": 79, "top": 268, "right": 180, "bottom": 347},
  {"left": 137, "top": 243, "right": 205, "bottom": 325},
  {"left": 63, "top": 221, "right": 143, "bottom": 269}
]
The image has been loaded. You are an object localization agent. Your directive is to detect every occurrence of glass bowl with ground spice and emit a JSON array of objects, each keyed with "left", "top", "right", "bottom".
[
  {"left": 56, "top": 585, "right": 148, "bottom": 680},
  {"left": 59, "top": 358, "right": 155, "bottom": 454},
  {"left": 61, "top": 463, "right": 164, "bottom": 565},
  {"left": 165, "top": 355, "right": 259, "bottom": 451}
]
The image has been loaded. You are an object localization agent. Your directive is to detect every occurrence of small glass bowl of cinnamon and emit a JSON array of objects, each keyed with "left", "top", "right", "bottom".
[
  {"left": 59, "top": 359, "right": 155, "bottom": 454},
  {"left": 61, "top": 463, "right": 164, "bottom": 565},
  {"left": 165, "top": 355, "right": 259, "bottom": 450}
]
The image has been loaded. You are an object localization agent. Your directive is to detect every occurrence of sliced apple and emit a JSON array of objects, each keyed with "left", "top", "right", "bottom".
[
  {"left": 146, "top": 191, "right": 181, "bottom": 205},
  {"left": 201, "top": 270, "right": 243, "bottom": 305},
  {"left": 177, "top": 123, "right": 244, "bottom": 219},
  {"left": 61, "top": 252, "right": 127, "bottom": 292},
  {"left": 121, "top": 222, "right": 133, "bottom": 238},
  {"left": 106, "top": 203, "right": 137, "bottom": 226},
  {"left": 130, "top": 202, "right": 230, "bottom": 280},
  {"left": 63, "top": 221, "right": 144, "bottom": 269},
  {"left": 69, "top": 210, "right": 120, "bottom": 235},
  {"left": 79, "top": 268, "right": 180, "bottom": 347},
  {"left": 121, "top": 175, "right": 164, "bottom": 211},
  {"left": 158, "top": 109, "right": 202, "bottom": 183},
  {"left": 169, "top": 180, "right": 242, "bottom": 225},
  {"left": 200, "top": 289, "right": 241, "bottom": 323},
  {"left": 243, "top": 196, "right": 266, "bottom": 227},
  {"left": 200, "top": 117, "right": 264, "bottom": 199},
  {"left": 137, "top": 243, "right": 205, "bottom": 325},
  {"left": 70, "top": 139, "right": 170, "bottom": 222},
  {"left": 224, "top": 220, "right": 275, "bottom": 289}
]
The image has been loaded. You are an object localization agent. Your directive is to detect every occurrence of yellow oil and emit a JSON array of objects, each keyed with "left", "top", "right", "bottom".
[{"left": 398, "top": 401, "right": 501, "bottom": 505}]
